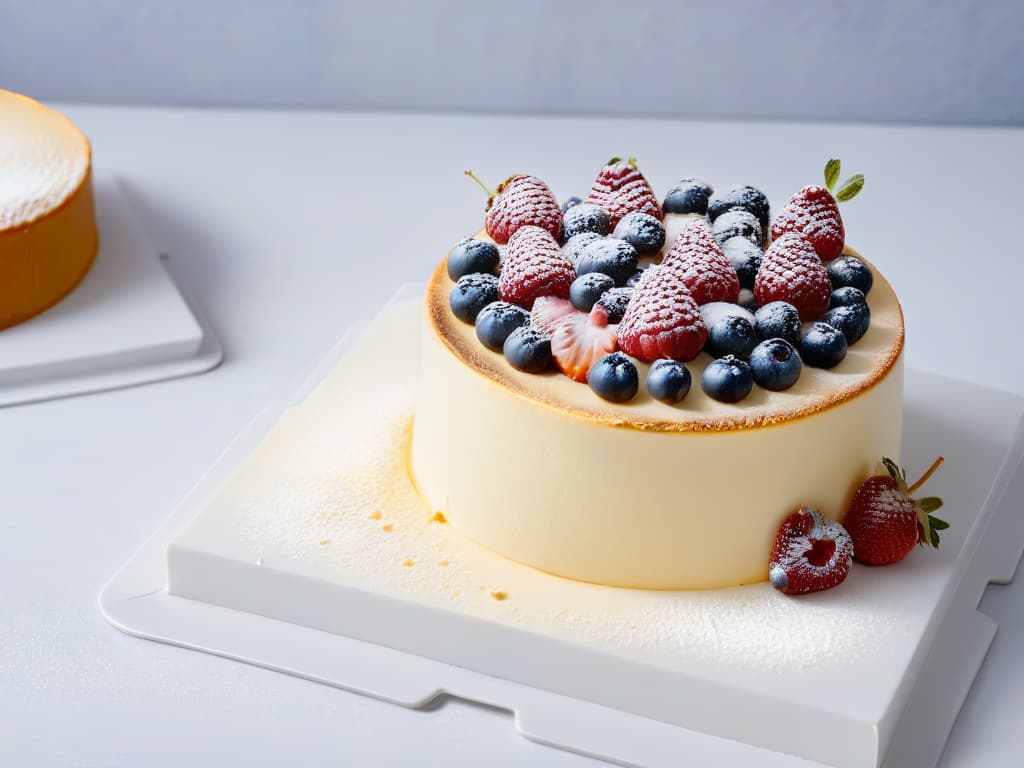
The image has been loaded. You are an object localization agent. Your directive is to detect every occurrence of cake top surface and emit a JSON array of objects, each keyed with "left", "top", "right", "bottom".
[{"left": 0, "top": 89, "right": 91, "bottom": 230}]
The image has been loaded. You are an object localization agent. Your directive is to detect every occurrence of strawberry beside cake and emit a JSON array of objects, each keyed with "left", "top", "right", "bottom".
[{"left": 411, "top": 159, "right": 914, "bottom": 591}]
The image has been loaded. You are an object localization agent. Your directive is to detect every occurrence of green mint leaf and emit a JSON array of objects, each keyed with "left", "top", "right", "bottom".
[
  {"left": 824, "top": 159, "right": 841, "bottom": 192},
  {"left": 929, "top": 527, "right": 941, "bottom": 548},
  {"left": 929, "top": 515, "right": 950, "bottom": 530},
  {"left": 836, "top": 174, "right": 865, "bottom": 202},
  {"left": 918, "top": 497, "right": 944, "bottom": 513}
]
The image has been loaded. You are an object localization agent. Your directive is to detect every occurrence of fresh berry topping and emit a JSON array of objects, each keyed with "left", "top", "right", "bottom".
[
  {"left": 561, "top": 195, "right": 583, "bottom": 212},
  {"left": 586, "top": 157, "right": 662, "bottom": 227},
  {"left": 563, "top": 232, "right": 604, "bottom": 266},
  {"left": 449, "top": 273, "right": 500, "bottom": 324},
  {"left": 799, "top": 321, "right": 848, "bottom": 369},
  {"left": 447, "top": 237, "right": 500, "bottom": 281},
  {"left": 587, "top": 352, "right": 639, "bottom": 402},
  {"left": 830, "top": 285, "right": 867, "bottom": 308},
  {"left": 661, "top": 218, "right": 741, "bottom": 306},
  {"left": 699, "top": 301, "right": 756, "bottom": 330},
  {"left": 701, "top": 355, "right": 754, "bottom": 403},
  {"left": 530, "top": 296, "right": 577, "bottom": 334},
  {"left": 475, "top": 301, "right": 530, "bottom": 351},
  {"left": 712, "top": 208, "right": 763, "bottom": 248},
  {"left": 576, "top": 237, "right": 639, "bottom": 285},
  {"left": 563, "top": 203, "right": 612, "bottom": 239},
  {"left": 705, "top": 314, "right": 758, "bottom": 359},
  {"left": 749, "top": 338, "right": 802, "bottom": 391},
  {"left": 503, "top": 325, "right": 553, "bottom": 373},
  {"left": 594, "top": 286, "right": 634, "bottom": 323},
  {"left": 570, "top": 272, "right": 615, "bottom": 312},
  {"left": 646, "top": 359, "right": 692, "bottom": 404},
  {"left": 754, "top": 233, "right": 832, "bottom": 321},
  {"left": 466, "top": 171, "right": 563, "bottom": 245},
  {"left": 617, "top": 265, "right": 707, "bottom": 362},
  {"left": 499, "top": 225, "right": 575, "bottom": 308},
  {"left": 737, "top": 288, "right": 759, "bottom": 313},
  {"left": 827, "top": 255, "right": 873, "bottom": 295},
  {"left": 821, "top": 303, "right": 871, "bottom": 345},
  {"left": 612, "top": 211, "right": 666, "bottom": 255},
  {"left": 720, "top": 236, "right": 762, "bottom": 290},
  {"left": 769, "top": 507, "right": 853, "bottom": 595},
  {"left": 550, "top": 304, "right": 619, "bottom": 382},
  {"left": 844, "top": 457, "right": 947, "bottom": 566},
  {"left": 753, "top": 301, "right": 802, "bottom": 345},
  {"left": 707, "top": 185, "right": 770, "bottom": 230},
  {"left": 663, "top": 178, "right": 713, "bottom": 215},
  {"left": 771, "top": 185, "right": 845, "bottom": 260}
]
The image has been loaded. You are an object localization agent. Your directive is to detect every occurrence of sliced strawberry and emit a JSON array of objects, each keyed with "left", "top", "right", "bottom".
[
  {"left": 769, "top": 507, "right": 853, "bottom": 595},
  {"left": 617, "top": 264, "right": 707, "bottom": 362},
  {"left": 466, "top": 172, "right": 562, "bottom": 245},
  {"left": 530, "top": 296, "right": 576, "bottom": 334},
  {"left": 498, "top": 226, "right": 575, "bottom": 309},
  {"left": 754, "top": 233, "right": 832, "bottom": 321},
  {"left": 550, "top": 304, "right": 618, "bottom": 383},
  {"left": 586, "top": 157, "right": 662, "bottom": 227},
  {"left": 661, "top": 218, "right": 740, "bottom": 306}
]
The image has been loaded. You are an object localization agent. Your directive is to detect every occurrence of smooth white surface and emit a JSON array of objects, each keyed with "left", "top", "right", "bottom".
[{"left": 1, "top": 103, "right": 1023, "bottom": 767}]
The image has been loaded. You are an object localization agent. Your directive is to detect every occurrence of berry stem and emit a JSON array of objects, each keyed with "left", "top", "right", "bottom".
[
  {"left": 464, "top": 170, "right": 495, "bottom": 198},
  {"left": 908, "top": 456, "right": 944, "bottom": 494}
]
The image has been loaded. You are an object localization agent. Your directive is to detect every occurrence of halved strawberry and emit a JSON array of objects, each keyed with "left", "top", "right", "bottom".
[
  {"left": 550, "top": 304, "right": 619, "bottom": 383},
  {"left": 769, "top": 507, "right": 853, "bottom": 595},
  {"left": 530, "top": 296, "right": 576, "bottom": 334}
]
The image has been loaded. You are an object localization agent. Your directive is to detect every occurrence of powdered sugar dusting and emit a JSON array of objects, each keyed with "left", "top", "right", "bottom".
[{"left": 661, "top": 218, "right": 740, "bottom": 305}]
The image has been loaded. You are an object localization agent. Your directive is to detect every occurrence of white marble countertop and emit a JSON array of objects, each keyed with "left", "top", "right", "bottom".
[{"left": 1, "top": 103, "right": 1021, "bottom": 767}]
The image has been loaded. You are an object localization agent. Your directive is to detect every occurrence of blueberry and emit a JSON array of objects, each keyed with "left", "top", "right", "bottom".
[
  {"left": 701, "top": 355, "right": 754, "bottom": 403},
  {"left": 707, "top": 185, "right": 771, "bottom": 230},
  {"left": 587, "top": 352, "right": 639, "bottom": 402},
  {"left": 700, "top": 301, "right": 756, "bottom": 332},
  {"left": 738, "top": 288, "right": 759, "bottom": 313},
  {"left": 475, "top": 301, "right": 530, "bottom": 351},
  {"left": 594, "top": 286, "right": 634, "bottom": 323},
  {"left": 561, "top": 195, "right": 583, "bottom": 212},
  {"left": 449, "top": 273, "right": 499, "bottom": 324},
  {"left": 570, "top": 272, "right": 615, "bottom": 312},
  {"left": 612, "top": 212, "right": 665, "bottom": 255},
  {"left": 712, "top": 209, "right": 763, "bottom": 248},
  {"left": 503, "top": 326, "right": 552, "bottom": 373},
  {"left": 749, "top": 338, "right": 802, "bottom": 391},
  {"left": 563, "top": 232, "right": 603, "bottom": 266},
  {"left": 625, "top": 268, "right": 647, "bottom": 288},
  {"left": 576, "top": 237, "right": 638, "bottom": 285},
  {"left": 663, "top": 178, "right": 713, "bottom": 214},
  {"left": 563, "top": 203, "right": 611, "bottom": 239},
  {"left": 720, "top": 236, "right": 763, "bottom": 289},
  {"left": 447, "top": 237, "right": 500, "bottom": 281},
  {"left": 647, "top": 359, "right": 692, "bottom": 403},
  {"left": 821, "top": 304, "right": 871, "bottom": 345},
  {"left": 830, "top": 286, "right": 867, "bottom": 309},
  {"left": 706, "top": 315, "right": 758, "bottom": 359},
  {"left": 827, "top": 255, "right": 873, "bottom": 295},
  {"left": 753, "top": 301, "right": 801, "bottom": 345},
  {"left": 799, "top": 322, "right": 848, "bottom": 369}
]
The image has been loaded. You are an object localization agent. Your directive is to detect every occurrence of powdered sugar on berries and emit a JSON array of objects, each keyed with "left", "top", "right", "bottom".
[
  {"left": 617, "top": 264, "right": 707, "bottom": 362},
  {"left": 660, "top": 218, "right": 740, "bottom": 306},
  {"left": 586, "top": 159, "right": 662, "bottom": 227},
  {"left": 486, "top": 175, "right": 563, "bottom": 244},
  {"left": 499, "top": 226, "right": 575, "bottom": 308},
  {"left": 771, "top": 185, "right": 845, "bottom": 260}
]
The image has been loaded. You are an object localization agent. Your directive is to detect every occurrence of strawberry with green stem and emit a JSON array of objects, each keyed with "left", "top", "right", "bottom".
[
  {"left": 770, "top": 159, "right": 864, "bottom": 261},
  {"left": 465, "top": 170, "right": 562, "bottom": 244}
]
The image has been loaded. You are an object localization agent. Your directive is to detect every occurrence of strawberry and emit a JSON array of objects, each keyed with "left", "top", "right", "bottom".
[
  {"left": 661, "top": 218, "right": 740, "bottom": 306},
  {"left": 770, "top": 159, "right": 864, "bottom": 260},
  {"left": 530, "top": 296, "right": 576, "bottom": 334},
  {"left": 843, "top": 457, "right": 947, "bottom": 566},
  {"left": 498, "top": 226, "right": 575, "bottom": 309},
  {"left": 754, "top": 233, "right": 832, "bottom": 321},
  {"left": 586, "top": 157, "right": 662, "bottom": 228},
  {"left": 550, "top": 304, "right": 619, "bottom": 382},
  {"left": 769, "top": 507, "right": 853, "bottom": 595},
  {"left": 466, "top": 171, "right": 562, "bottom": 245},
  {"left": 617, "top": 264, "right": 708, "bottom": 362}
]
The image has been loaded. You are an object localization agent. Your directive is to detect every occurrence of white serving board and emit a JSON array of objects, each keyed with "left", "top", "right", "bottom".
[
  {"left": 0, "top": 175, "right": 222, "bottom": 407},
  {"left": 101, "top": 295, "right": 1024, "bottom": 768}
]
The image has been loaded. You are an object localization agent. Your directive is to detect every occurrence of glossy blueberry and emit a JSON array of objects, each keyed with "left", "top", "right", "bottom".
[
  {"left": 563, "top": 232, "right": 603, "bottom": 266},
  {"left": 647, "top": 359, "right": 692, "bottom": 403},
  {"left": 749, "top": 338, "right": 802, "bottom": 391},
  {"left": 594, "top": 286, "right": 634, "bottom": 323},
  {"left": 503, "top": 326, "right": 552, "bottom": 373},
  {"left": 799, "top": 322, "right": 848, "bottom": 369},
  {"left": 663, "top": 178, "right": 713, "bottom": 214},
  {"left": 738, "top": 288, "right": 759, "bottom": 313},
  {"left": 449, "top": 273, "right": 499, "bottom": 324},
  {"left": 447, "top": 237, "right": 500, "bottom": 281},
  {"left": 612, "top": 211, "right": 665, "bottom": 255},
  {"left": 475, "top": 301, "right": 530, "bottom": 351},
  {"left": 701, "top": 355, "right": 754, "bottom": 403},
  {"left": 561, "top": 195, "right": 583, "bottom": 212},
  {"left": 827, "top": 255, "right": 873, "bottom": 295},
  {"left": 706, "top": 315, "right": 758, "bottom": 359},
  {"left": 707, "top": 185, "right": 771, "bottom": 230},
  {"left": 587, "top": 352, "right": 639, "bottom": 403},
  {"left": 821, "top": 304, "right": 871, "bottom": 345},
  {"left": 625, "top": 268, "right": 647, "bottom": 288},
  {"left": 712, "top": 209, "right": 763, "bottom": 248},
  {"left": 753, "top": 301, "right": 802, "bottom": 345},
  {"left": 720, "top": 236, "right": 763, "bottom": 289},
  {"left": 563, "top": 203, "right": 612, "bottom": 239},
  {"left": 829, "top": 285, "right": 867, "bottom": 309},
  {"left": 570, "top": 272, "right": 615, "bottom": 312},
  {"left": 576, "top": 237, "right": 638, "bottom": 285}
]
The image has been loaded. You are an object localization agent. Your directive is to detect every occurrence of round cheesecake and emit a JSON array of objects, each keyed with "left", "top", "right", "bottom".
[
  {"left": 411, "top": 220, "right": 904, "bottom": 590},
  {"left": 0, "top": 90, "right": 98, "bottom": 330}
]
